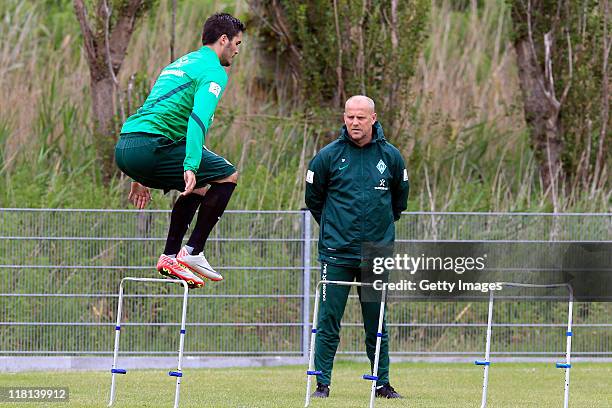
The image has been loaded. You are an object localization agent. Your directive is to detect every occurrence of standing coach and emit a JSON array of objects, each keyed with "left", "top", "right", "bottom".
[{"left": 305, "top": 95, "right": 409, "bottom": 399}]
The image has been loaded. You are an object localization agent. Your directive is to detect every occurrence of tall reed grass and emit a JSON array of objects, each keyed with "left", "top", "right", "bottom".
[{"left": 0, "top": 0, "right": 608, "bottom": 211}]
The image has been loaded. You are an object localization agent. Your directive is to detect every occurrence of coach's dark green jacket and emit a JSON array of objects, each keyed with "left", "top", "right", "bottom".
[{"left": 305, "top": 122, "right": 409, "bottom": 266}]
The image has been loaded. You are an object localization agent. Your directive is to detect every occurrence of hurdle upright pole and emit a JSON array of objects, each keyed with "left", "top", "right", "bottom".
[
  {"left": 169, "top": 279, "right": 190, "bottom": 408},
  {"left": 108, "top": 279, "right": 126, "bottom": 407},
  {"left": 558, "top": 286, "right": 574, "bottom": 408},
  {"left": 475, "top": 290, "right": 494, "bottom": 408},
  {"left": 304, "top": 280, "right": 323, "bottom": 407},
  {"left": 367, "top": 285, "right": 387, "bottom": 408}
]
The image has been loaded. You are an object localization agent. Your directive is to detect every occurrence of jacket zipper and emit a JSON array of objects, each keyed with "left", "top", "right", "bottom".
[{"left": 360, "top": 147, "right": 366, "bottom": 245}]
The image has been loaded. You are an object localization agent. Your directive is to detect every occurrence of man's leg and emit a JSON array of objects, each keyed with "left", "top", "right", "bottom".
[
  {"left": 314, "top": 263, "right": 353, "bottom": 387},
  {"left": 157, "top": 143, "right": 236, "bottom": 281},
  {"left": 176, "top": 169, "right": 237, "bottom": 281},
  {"left": 358, "top": 287, "right": 390, "bottom": 386},
  {"left": 185, "top": 172, "right": 238, "bottom": 254},
  {"left": 163, "top": 193, "right": 204, "bottom": 256},
  {"left": 156, "top": 191, "right": 208, "bottom": 288}
]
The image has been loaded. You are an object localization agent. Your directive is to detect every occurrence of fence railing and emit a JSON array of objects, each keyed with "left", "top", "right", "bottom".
[{"left": 1, "top": 209, "right": 610, "bottom": 358}]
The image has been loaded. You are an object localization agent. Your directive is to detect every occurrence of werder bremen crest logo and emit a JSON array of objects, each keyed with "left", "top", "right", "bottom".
[{"left": 376, "top": 160, "right": 387, "bottom": 174}]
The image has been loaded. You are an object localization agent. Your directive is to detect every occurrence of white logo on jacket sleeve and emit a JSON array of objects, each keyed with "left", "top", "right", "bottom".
[
  {"left": 208, "top": 82, "right": 221, "bottom": 98},
  {"left": 403, "top": 168, "right": 408, "bottom": 181},
  {"left": 160, "top": 69, "right": 185, "bottom": 78},
  {"left": 306, "top": 170, "right": 314, "bottom": 184}
]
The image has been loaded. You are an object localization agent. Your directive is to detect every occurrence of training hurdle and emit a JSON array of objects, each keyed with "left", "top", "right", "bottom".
[
  {"left": 304, "top": 280, "right": 388, "bottom": 408},
  {"left": 475, "top": 282, "right": 574, "bottom": 408},
  {"left": 108, "top": 277, "right": 189, "bottom": 408}
]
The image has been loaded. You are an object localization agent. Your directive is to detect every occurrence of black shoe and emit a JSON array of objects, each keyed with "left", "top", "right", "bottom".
[
  {"left": 375, "top": 383, "right": 403, "bottom": 399},
  {"left": 312, "top": 382, "right": 330, "bottom": 398}
]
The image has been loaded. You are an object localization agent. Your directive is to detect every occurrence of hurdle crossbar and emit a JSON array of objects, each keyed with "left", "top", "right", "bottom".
[
  {"left": 108, "top": 277, "right": 189, "bottom": 408},
  {"left": 475, "top": 282, "right": 573, "bottom": 408},
  {"left": 304, "top": 280, "right": 387, "bottom": 408}
]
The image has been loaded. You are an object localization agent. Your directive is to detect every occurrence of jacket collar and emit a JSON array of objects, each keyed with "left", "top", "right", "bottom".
[
  {"left": 200, "top": 46, "right": 221, "bottom": 66},
  {"left": 339, "top": 121, "right": 386, "bottom": 145}
]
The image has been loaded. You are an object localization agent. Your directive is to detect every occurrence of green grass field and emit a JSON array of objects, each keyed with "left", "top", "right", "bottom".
[{"left": 1, "top": 361, "right": 610, "bottom": 407}]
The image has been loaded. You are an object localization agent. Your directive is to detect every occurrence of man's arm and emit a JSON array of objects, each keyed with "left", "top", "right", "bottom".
[
  {"left": 391, "top": 151, "right": 409, "bottom": 221},
  {"left": 305, "top": 153, "right": 328, "bottom": 224},
  {"left": 183, "top": 76, "right": 227, "bottom": 173}
]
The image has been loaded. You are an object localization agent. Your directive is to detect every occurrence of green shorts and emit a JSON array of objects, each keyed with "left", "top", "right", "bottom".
[{"left": 115, "top": 132, "right": 236, "bottom": 192}]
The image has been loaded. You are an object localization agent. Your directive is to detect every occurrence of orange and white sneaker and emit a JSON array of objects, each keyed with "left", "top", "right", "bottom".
[
  {"left": 177, "top": 247, "right": 223, "bottom": 281},
  {"left": 156, "top": 254, "right": 205, "bottom": 289}
]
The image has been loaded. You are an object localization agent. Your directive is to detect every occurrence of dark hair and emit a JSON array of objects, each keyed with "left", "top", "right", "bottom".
[{"left": 202, "top": 13, "right": 245, "bottom": 45}]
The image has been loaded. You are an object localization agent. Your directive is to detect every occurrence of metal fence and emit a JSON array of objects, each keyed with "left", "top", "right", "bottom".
[{"left": 0, "top": 209, "right": 610, "bottom": 358}]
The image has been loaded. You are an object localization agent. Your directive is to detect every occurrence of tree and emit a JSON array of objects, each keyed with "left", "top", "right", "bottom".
[
  {"left": 509, "top": 0, "right": 609, "bottom": 198},
  {"left": 249, "top": 0, "right": 430, "bottom": 139},
  {"left": 73, "top": 0, "right": 154, "bottom": 181}
]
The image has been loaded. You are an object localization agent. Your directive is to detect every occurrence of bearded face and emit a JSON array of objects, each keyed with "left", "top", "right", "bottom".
[{"left": 219, "top": 32, "right": 242, "bottom": 67}]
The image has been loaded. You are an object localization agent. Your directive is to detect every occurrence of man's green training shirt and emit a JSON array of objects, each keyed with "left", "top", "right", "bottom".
[{"left": 120, "top": 46, "right": 227, "bottom": 172}]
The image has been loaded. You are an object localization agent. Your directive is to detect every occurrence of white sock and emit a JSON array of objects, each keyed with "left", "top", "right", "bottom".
[{"left": 185, "top": 245, "right": 194, "bottom": 255}]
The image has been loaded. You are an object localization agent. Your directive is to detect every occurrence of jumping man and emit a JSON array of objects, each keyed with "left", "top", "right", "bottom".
[{"left": 115, "top": 13, "right": 245, "bottom": 288}]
